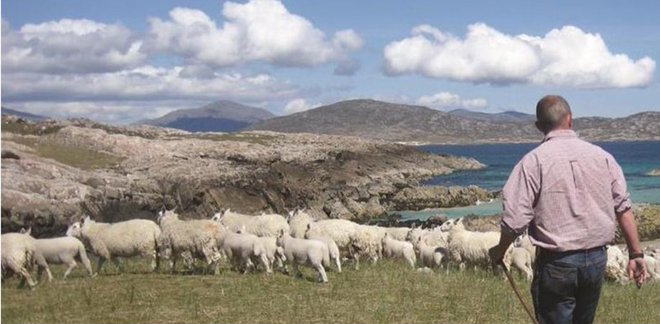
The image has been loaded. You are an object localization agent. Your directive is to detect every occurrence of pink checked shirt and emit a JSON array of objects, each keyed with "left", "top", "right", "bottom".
[{"left": 501, "top": 129, "right": 632, "bottom": 252}]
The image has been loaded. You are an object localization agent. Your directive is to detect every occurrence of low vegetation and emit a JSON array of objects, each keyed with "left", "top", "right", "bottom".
[
  {"left": 6, "top": 136, "right": 123, "bottom": 171},
  {"left": 2, "top": 260, "right": 658, "bottom": 324}
]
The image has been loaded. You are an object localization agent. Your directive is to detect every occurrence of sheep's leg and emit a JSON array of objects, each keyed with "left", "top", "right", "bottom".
[
  {"left": 150, "top": 250, "right": 158, "bottom": 272},
  {"left": 316, "top": 264, "right": 328, "bottom": 283},
  {"left": 13, "top": 264, "right": 37, "bottom": 288},
  {"left": 260, "top": 254, "right": 272, "bottom": 274},
  {"left": 292, "top": 263, "right": 302, "bottom": 278},
  {"left": 110, "top": 257, "right": 123, "bottom": 272},
  {"left": 96, "top": 257, "right": 106, "bottom": 274},
  {"left": 63, "top": 260, "right": 78, "bottom": 280},
  {"left": 335, "top": 256, "right": 342, "bottom": 273}
]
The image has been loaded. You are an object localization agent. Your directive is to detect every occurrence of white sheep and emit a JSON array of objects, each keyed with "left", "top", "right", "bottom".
[
  {"left": 1, "top": 232, "right": 41, "bottom": 288},
  {"left": 513, "top": 232, "right": 536, "bottom": 265},
  {"left": 276, "top": 230, "right": 330, "bottom": 283},
  {"left": 381, "top": 233, "right": 417, "bottom": 269},
  {"left": 406, "top": 226, "right": 449, "bottom": 248},
  {"left": 304, "top": 218, "right": 361, "bottom": 258},
  {"left": 157, "top": 209, "right": 223, "bottom": 274},
  {"left": 347, "top": 226, "right": 383, "bottom": 270},
  {"left": 67, "top": 216, "right": 162, "bottom": 274},
  {"left": 443, "top": 217, "right": 501, "bottom": 270},
  {"left": 605, "top": 245, "right": 628, "bottom": 283},
  {"left": 213, "top": 209, "right": 289, "bottom": 237},
  {"left": 383, "top": 226, "right": 413, "bottom": 241},
  {"left": 222, "top": 227, "right": 271, "bottom": 274},
  {"left": 503, "top": 246, "right": 533, "bottom": 281},
  {"left": 413, "top": 236, "right": 448, "bottom": 270},
  {"left": 286, "top": 209, "right": 313, "bottom": 238},
  {"left": 22, "top": 227, "right": 94, "bottom": 280},
  {"left": 304, "top": 222, "right": 342, "bottom": 272}
]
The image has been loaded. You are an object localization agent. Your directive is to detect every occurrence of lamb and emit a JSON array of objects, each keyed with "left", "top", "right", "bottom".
[
  {"left": 21, "top": 227, "right": 94, "bottom": 281},
  {"left": 304, "top": 223, "right": 342, "bottom": 272},
  {"left": 382, "top": 226, "right": 414, "bottom": 242},
  {"left": 381, "top": 233, "right": 416, "bottom": 269},
  {"left": 221, "top": 227, "right": 272, "bottom": 274},
  {"left": 286, "top": 209, "right": 313, "bottom": 238},
  {"left": 513, "top": 232, "right": 536, "bottom": 265},
  {"left": 212, "top": 209, "right": 289, "bottom": 237},
  {"left": 406, "top": 225, "right": 449, "bottom": 248},
  {"left": 67, "top": 216, "right": 162, "bottom": 274},
  {"left": 157, "top": 209, "right": 223, "bottom": 274},
  {"left": 1, "top": 232, "right": 41, "bottom": 288},
  {"left": 503, "top": 246, "right": 533, "bottom": 281},
  {"left": 413, "top": 237, "right": 448, "bottom": 270},
  {"left": 276, "top": 230, "right": 330, "bottom": 283},
  {"left": 443, "top": 217, "right": 501, "bottom": 270}
]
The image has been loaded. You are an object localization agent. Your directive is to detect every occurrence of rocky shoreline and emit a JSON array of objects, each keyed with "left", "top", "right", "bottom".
[
  {"left": 1, "top": 116, "right": 489, "bottom": 237},
  {"left": 648, "top": 169, "right": 660, "bottom": 177}
]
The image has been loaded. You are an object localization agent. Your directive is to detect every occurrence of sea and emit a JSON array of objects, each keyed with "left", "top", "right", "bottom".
[{"left": 397, "top": 141, "right": 660, "bottom": 222}]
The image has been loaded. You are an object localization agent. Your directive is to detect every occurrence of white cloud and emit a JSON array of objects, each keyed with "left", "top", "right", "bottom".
[
  {"left": 283, "top": 98, "right": 320, "bottom": 114},
  {"left": 2, "top": 66, "right": 301, "bottom": 123},
  {"left": 384, "top": 23, "right": 655, "bottom": 88},
  {"left": 417, "top": 92, "right": 488, "bottom": 110},
  {"left": 146, "top": 1, "right": 363, "bottom": 72},
  {"left": 1, "top": 18, "right": 146, "bottom": 74}
]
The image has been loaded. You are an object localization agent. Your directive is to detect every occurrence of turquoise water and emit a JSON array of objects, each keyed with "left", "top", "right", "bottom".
[{"left": 399, "top": 141, "right": 660, "bottom": 221}]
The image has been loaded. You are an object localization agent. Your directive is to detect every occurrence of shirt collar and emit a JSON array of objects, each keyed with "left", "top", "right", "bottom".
[{"left": 543, "top": 129, "right": 577, "bottom": 142}]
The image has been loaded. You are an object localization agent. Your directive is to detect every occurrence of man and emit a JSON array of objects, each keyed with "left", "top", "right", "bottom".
[{"left": 488, "top": 95, "right": 649, "bottom": 324}]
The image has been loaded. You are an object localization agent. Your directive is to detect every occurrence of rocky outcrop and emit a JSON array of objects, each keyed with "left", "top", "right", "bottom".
[
  {"left": 1, "top": 116, "right": 486, "bottom": 237},
  {"left": 647, "top": 169, "right": 660, "bottom": 177},
  {"left": 390, "top": 185, "right": 494, "bottom": 210}
]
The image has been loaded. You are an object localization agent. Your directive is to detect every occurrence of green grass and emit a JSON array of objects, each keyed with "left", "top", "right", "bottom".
[
  {"left": 1, "top": 119, "right": 63, "bottom": 136},
  {"left": 3, "top": 260, "right": 659, "bottom": 324},
  {"left": 6, "top": 137, "right": 123, "bottom": 171}
]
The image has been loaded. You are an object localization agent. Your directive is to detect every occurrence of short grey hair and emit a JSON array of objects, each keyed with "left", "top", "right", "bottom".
[{"left": 536, "top": 95, "right": 571, "bottom": 131}]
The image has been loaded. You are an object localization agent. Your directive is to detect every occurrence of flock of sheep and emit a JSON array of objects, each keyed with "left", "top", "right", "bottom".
[{"left": 2, "top": 208, "right": 660, "bottom": 288}]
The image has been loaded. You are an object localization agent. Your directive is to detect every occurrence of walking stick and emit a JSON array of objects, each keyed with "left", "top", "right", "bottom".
[{"left": 499, "top": 260, "right": 539, "bottom": 324}]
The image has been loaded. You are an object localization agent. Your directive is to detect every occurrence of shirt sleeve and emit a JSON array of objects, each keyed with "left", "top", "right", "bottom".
[
  {"left": 501, "top": 153, "right": 540, "bottom": 234},
  {"left": 607, "top": 155, "right": 632, "bottom": 214}
]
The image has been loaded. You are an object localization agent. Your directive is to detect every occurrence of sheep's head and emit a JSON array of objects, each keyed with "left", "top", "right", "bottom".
[
  {"left": 439, "top": 218, "right": 461, "bottom": 232},
  {"left": 210, "top": 212, "right": 222, "bottom": 222},
  {"left": 275, "top": 229, "right": 286, "bottom": 247},
  {"left": 66, "top": 222, "right": 82, "bottom": 238},
  {"left": 19, "top": 227, "right": 32, "bottom": 236}
]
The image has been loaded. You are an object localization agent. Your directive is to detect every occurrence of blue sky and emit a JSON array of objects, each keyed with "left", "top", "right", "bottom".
[{"left": 2, "top": 0, "right": 659, "bottom": 124}]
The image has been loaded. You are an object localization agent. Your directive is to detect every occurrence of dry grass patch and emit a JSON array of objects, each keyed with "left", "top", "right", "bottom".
[{"left": 3, "top": 260, "right": 659, "bottom": 324}]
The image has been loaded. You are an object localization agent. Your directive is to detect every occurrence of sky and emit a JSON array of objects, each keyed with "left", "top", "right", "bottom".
[{"left": 2, "top": 0, "right": 659, "bottom": 124}]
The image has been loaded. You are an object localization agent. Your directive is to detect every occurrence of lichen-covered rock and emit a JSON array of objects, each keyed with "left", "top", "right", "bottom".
[{"left": 2, "top": 117, "right": 485, "bottom": 236}]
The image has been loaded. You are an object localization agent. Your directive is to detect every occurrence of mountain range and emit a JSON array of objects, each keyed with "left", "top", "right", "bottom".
[
  {"left": 3, "top": 100, "right": 659, "bottom": 144},
  {"left": 248, "top": 99, "right": 660, "bottom": 144},
  {"left": 1, "top": 107, "right": 50, "bottom": 122},
  {"left": 138, "top": 100, "right": 275, "bottom": 132}
]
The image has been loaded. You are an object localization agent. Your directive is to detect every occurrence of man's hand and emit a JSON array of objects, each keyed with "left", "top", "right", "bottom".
[{"left": 627, "top": 257, "right": 650, "bottom": 288}]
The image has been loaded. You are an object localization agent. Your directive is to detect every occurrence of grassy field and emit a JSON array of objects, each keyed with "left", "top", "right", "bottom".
[{"left": 2, "top": 260, "right": 659, "bottom": 324}]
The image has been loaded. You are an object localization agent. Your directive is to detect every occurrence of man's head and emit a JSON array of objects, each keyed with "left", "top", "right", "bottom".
[{"left": 535, "top": 95, "right": 572, "bottom": 134}]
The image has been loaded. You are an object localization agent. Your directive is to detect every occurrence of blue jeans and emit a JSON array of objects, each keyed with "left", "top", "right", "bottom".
[{"left": 531, "top": 246, "right": 607, "bottom": 324}]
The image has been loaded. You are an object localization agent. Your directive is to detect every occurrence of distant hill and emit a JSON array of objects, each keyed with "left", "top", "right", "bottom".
[
  {"left": 449, "top": 109, "right": 536, "bottom": 123},
  {"left": 139, "top": 101, "right": 275, "bottom": 132},
  {"left": 248, "top": 99, "right": 541, "bottom": 144},
  {"left": 1, "top": 107, "right": 50, "bottom": 122},
  {"left": 249, "top": 99, "right": 660, "bottom": 144}
]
